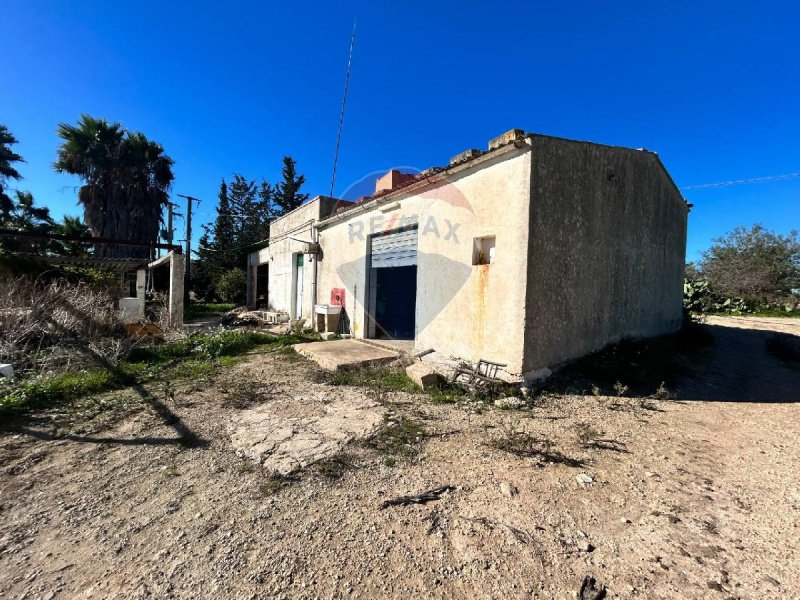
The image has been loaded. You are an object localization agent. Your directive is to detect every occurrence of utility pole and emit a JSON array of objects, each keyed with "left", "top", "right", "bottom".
[
  {"left": 159, "top": 201, "right": 180, "bottom": 259},
  {"left": 177, "top": 194, "right": 201, "bottom": 302}
]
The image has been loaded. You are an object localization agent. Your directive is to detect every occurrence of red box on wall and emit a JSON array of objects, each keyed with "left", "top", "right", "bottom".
[{"left": 331, "top": 288, "right": 345, "bottom": 306}]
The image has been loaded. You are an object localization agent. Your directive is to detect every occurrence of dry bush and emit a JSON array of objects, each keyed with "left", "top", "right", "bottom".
[{"left": 0, "top": 276, "right": 135, "bottom": 374}]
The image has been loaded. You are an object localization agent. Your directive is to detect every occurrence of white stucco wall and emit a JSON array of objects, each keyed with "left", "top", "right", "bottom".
[
  {"left": 249, "top": 196, "right": 342, "bottom": 319},
  {"left": 316, "top": 144, "right": 533, "bottom": 373}
]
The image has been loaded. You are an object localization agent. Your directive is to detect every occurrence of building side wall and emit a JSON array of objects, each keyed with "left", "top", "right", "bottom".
[
  {"left": 522, "top": 136, "right": 688, "bottom": 377},
  {"left": 317, "top": 148, "right": 532, "bottom": 374},
  {"left": 259, "top": 198, "right": 323, "bottom": 317}
]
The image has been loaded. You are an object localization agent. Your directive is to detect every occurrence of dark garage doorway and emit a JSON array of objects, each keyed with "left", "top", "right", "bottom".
[
  {"left": 373, "top": 265, "right": 417, "bottom": 339},
  {"left": 368, "top": 225, "right": 418, "bottom": 340}
]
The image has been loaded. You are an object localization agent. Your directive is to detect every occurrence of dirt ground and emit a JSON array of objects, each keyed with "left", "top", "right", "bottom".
[{"left": 1, "top": 316, "right": 798, "bottom": 599}]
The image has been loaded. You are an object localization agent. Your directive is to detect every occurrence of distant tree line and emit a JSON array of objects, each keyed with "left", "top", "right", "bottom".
[
  {"left": 192, "top": 157, "right": 309, "bottom": 303},
  {"left": 685, "top": 224, "right": 800, "bottom": 314}
]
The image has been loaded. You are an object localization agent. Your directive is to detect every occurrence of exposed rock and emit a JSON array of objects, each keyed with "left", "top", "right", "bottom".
[
  {"left": 499, "top": 482, "right": 518, "bottom": 498},
  {"left": 493, "top": 396, "right": 526, "bottom": 410},
  {"left": 576, "top": 539, "right": 593, "bottom": 553},
  {"left": 405, "top": 361, "right": 441, "bottom": 390},
  {"left": 575, "top": 473, "right": 594, "bottom": 487},
  {"left": 229, "top": 389, "right": 386, "bottom": 475}
]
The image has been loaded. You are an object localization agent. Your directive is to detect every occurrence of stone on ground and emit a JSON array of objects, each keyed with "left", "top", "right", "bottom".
[
  {"left": 405, "top": 361, "right": 441, "bottom": 390},
  {"left": 493, "top": 396, "right": 526, "bottom": 409}
]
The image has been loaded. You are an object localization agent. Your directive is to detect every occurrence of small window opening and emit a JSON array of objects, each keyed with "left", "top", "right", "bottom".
[
  {"left": 122, "top": 270, "right": 138, "bottom": 297},
  {"left": 472, "top": 236, "right": 496, "bottom": 265}
]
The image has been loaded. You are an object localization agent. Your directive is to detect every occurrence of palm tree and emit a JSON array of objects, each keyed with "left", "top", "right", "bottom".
[
  {"left": 0, "top": 190, "right": 55, "bottom": 253},
  {"left": 0, "top": 124, "right": 24, "bottom": 220},
  {"left": 54, "top": 115, "right": 174, "bottom": 258},
  {"left": 53, "top": 215, "right": 93, "bottom": 257}
]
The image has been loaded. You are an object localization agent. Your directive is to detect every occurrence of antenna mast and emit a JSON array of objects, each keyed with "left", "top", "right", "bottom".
[{"left": 329, "top": 19, "right": 356, "bottom": 197}]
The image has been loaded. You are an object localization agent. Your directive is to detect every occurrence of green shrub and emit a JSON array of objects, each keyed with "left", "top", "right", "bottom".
[
  {"left": 184, "top": 303, "right": 236, "bottom": 320},
  {"left": 216, "top": 268, "right": 247, "bottom": 304}
]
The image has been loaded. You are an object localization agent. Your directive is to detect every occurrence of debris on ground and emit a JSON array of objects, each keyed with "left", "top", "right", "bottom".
[
  {"left": 380, "top": 485, "right": 455, "bottom": 509},
  {"left": 499, "top": 481, "right": 518, "bottom": 497}
]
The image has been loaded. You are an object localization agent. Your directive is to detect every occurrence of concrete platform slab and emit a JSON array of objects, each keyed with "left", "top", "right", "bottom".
[
  {"left": 361, "top": 339, "right": 416, "bottom": 355},
  {"left": 294, "top": 339, "right": 399, "bottom": 371}
]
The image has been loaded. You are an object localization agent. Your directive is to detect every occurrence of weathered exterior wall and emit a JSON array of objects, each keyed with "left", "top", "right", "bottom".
[
  {"left": 316, "top": 146, "right": 533, "bottom": 373},
  {"left": 250, "top": 197, "right": 341, "bottom": 317},
  {"left": 522, "top": 135, "right": 688, "bottom": 377}
]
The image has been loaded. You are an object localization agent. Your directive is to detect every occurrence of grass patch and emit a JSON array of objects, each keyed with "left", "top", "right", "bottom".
[
  {"left": 325, "top": 366, "right": 418, "bottom": 393},
  {"left": 321, "top": 364, "right": 474, "bottom": 406},
  {"left": 184, "top": 303, "right": 236, "bottom": 320},
  {"left": 0, "top": 368, "right": 135, "bottom": 417},
  {"left": 427, "top": 384, "right": 465, "bottom": 404},
  {"left": 1, "top": 330, "right": 312, "bottom": 418},
  {"left": 364, "top": 415, "right": 426, "bottom": 459}
]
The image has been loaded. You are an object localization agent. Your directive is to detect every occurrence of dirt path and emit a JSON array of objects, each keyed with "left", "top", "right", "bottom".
[
  {"left": 679, "top": 315, "right": 799, "bottom": 402},
  {"left": 0, "top": 318, "right": 798, "bottom": 599}
]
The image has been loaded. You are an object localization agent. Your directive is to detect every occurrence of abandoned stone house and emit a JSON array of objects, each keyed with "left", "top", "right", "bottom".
[{"left": 247, "top": 129, "right": 689, "bottom": 380}]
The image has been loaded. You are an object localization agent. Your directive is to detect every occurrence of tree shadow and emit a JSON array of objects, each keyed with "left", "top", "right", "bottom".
[{"left": 8, "top": 381, "right": 209, "bottom": 448}]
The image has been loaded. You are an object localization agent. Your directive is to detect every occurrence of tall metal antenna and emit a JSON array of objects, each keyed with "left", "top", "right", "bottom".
[{"left": 329, "top": 18, "right": 356, "bottom": 197}]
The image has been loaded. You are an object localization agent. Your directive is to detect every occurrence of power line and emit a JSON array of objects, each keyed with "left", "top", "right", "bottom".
[{"left": 681, "top": 171, "right": 800, "bottom": 190}]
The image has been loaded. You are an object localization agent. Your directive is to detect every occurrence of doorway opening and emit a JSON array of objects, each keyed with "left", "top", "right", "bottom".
[
  {"left": 367, "top": 225, "right": 418, "bottom": 340},
  {"left": 294, "top": 254, "right": 304, "bottom": 319},
  {"left": 372, "top": 265, "right": 417, "bottom": 339},
  {"left": 256, "top": 263, "right": 269, "bottom": 309}
]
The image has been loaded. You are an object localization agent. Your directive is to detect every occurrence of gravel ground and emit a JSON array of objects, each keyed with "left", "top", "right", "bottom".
[{"left": 0, "top": 317, "right": 798, "bottom": 599}]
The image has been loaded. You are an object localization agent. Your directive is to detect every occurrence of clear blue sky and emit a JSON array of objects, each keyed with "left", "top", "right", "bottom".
[{"left": 2, "top": 0, "right": 798, "bottom": 261}]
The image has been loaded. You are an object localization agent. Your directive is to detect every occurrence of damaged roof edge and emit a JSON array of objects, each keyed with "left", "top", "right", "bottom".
[{"left": 317, "top": 137, "right": 530, "bottom": 229}]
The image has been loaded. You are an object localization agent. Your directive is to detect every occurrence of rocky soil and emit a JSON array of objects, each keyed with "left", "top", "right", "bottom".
[{"left": 0, "top": 316, "right": 798, "bottom": 599}]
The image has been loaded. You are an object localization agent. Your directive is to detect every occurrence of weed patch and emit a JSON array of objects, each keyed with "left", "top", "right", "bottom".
[
  {"left": 259, "top": 471, "right": 298, "bottom": 496},
  {"left": 222, "top": 377, "right": 280, "bottom": 409},
  {"left": 1, "top": 330, "right": 310, "bottom": 418},
  {"left": 491, "top": 422, "right": 585, "bottom": 467},
  {"left": 184, "top": 303, "right": 236, "bottom": 320},
  {"left": 316, "top": 453, "right": 357, "bottom": 480},
  {"left": 324, "top": 366, "right": 417, "bottom": 393},
  {"left": 544, "top": 322, "right": 713, "bottom": 398},
  {"left": 365, "top": 415, "right": 426, "bottom": 459}
]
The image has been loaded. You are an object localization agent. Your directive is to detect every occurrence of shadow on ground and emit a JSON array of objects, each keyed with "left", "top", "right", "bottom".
[
  {"left": 677, "top": 325, "right": 800, "bottom": 403},
  {"left": 5, "top": 381, "right": 209, "bottom": 448},
  {"left": 543, "top": 322, "right": 799, "bottom": 404}
]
